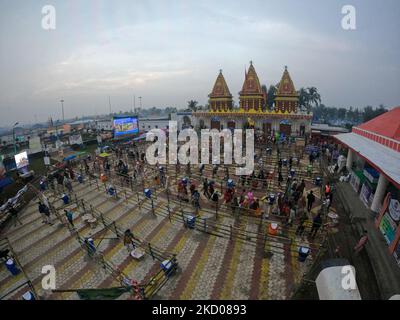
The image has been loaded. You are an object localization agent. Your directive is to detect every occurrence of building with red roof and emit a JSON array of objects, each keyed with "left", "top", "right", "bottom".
[{"left": 334, "top": 107, "right": 400, "bottom": 264}]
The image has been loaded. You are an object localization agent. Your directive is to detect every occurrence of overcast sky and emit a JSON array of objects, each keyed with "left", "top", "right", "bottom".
[{"left": 0, "top": 0, "right": 399, "bottom": 126}]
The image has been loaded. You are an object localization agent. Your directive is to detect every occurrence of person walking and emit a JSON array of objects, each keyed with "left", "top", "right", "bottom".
[
  {"left": 309, "top": 211, "right": 322, "bottom": 239},
  {"left": 64, "top": 210, "right": 74, "bottom": 228},
  {"left": 296, "top": 212, "right": 308, "bottom": 237},
  {"left": 307, "top": 190, "right": 315, "bottom": 212},
  {"left": 296, "top": 179, "right": 306, "bottom": 195},
  {"left": 10, "top": 206, "right": 22, "bottom": 227},
  {"left": 202, "top": 178, "right": 209, "bottom": 198},
  {"left": 123, "top": 229, "right": 136, "bottom": 252},
  {"left": 354, "top": 230, "right": 368, "bottom": 254}
]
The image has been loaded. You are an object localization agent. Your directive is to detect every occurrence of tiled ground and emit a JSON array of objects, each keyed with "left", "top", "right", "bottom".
[{"left": 0, "top": 145, "right": 331, "bottom": 300}]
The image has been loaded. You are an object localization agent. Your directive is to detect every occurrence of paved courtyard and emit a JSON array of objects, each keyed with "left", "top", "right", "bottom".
[{"left": 0, "top": 143, "right": 331, "bottom": 300}]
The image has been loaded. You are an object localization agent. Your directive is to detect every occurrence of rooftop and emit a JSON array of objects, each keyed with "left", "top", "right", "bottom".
[{"left": 335, "top": 132, "right": 400, "bottom": 187}]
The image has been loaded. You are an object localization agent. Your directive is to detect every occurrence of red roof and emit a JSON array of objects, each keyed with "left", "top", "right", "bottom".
[{"left": 358, "top": 106, "right": 400, "bottom": 141}]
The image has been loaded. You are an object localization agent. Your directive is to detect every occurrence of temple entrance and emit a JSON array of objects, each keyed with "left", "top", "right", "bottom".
[
  {"left": 263, "top": 122, "right": 272, "bottom": 137},
  {"left": 279, "top": 123, "right": 292, "bottom": 136},
  {"left": 227, "top": 120, "right": 235, "bottom": 131},
  {"left": 211, "top": 119, "right": 221, "bottom": 130}
]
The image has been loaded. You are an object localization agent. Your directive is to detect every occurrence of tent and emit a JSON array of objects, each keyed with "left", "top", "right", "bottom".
[
  {"left": 63, "top": 154, "right": 76, "bottom": 161},
  {"left": 98, "top": 152, "right": 111, "bottom": 158}
]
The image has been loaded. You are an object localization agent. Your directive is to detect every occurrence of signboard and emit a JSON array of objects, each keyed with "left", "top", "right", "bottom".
[
  {"left": 113, "top": 116, "right": 139, "bottom": 136},
  {"left": 380, "top": 212, "right": 398, "bottom": 245},
  {"left": 360, "top": 182, "right": 372, "bottom": 208},
  {"left": 389, "top": 199, "right": 400, "bottom": 222},
  {"left": 14, "top": 151, "right": 29, "bottom": 169},
  {"left": 350, "top": 170, "right": 362, "bottom": 193},
  {"left": 29, "top": 136, "right": 42, "bottom": 154},
  {"left": 97, "top": 135, "right": 102, "bottom": 144},
  {"left": 69, "top": 134, "right": 83, "bottom": 145},
  {"left": 363, "top": 168, "right": 379, "bottom": 184},
  {"left": 44, "top": 156, "right": 50, "bottom": 166}
]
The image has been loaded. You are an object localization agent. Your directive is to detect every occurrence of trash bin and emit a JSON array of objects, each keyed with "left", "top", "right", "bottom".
[
  {"left": 61, "top": 194, "right": 69, "bottom": 205},
  {"left": 161, "top": 259, "right": 174, "bottom": 277},
  {"left": 282, "top": 158, "right": 288, "bottom": 166},
  {"left": 268, "top": 222, "right": 278, "bottom": 236},
  {"left": 290, "top": 169, "right": 296, "bottom": 177},
  {"left": 185, "top": 215, "right": 196, "bottom": 229},
  {"left": 144, "top": 188, "right": 152, "bottom": 199},
  {"left": 315, "top": 177, "right": 322, "bottom": 186},
  {"left": 298, "top": 246, "right": 310, "bottom": 262},
  {"left": 108, "top": 187, "right": 116, "bottom": 196},
  {"left": 5, "top": 258, "right": 20, "bottom": 276},
  {"left": 22, "top": 291, "right": 35, "bottom": 300},
  {"left": 227, "top": 179, "right": 235, "bottom": 189},
  {"left": 77, "top": 175, "right": 83, "bottom": 183},
  {"left": 87, "top": 238, "right": 96, "bottom": 254},
  {"left": 268, "top": 193, "right": 276, "bottom": 205},
  {"left": 40, "top": 181, "right": 46, "bottom": 191}
]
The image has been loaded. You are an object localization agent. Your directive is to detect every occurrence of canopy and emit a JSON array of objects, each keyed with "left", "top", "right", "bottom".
[
  {"left": 63, "top": 154, "right": 76, "bottom": 161},
  {"left": 98, "top": 152, "right": 111, "bottom": 158}
]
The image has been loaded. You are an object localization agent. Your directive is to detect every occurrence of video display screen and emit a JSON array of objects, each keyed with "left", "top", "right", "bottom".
[
  {"left": 14, "top": 151, "right": 29, "bottom": 169},
  {"left": 113, "top": 117, "right": 139, "bottom": 136}
]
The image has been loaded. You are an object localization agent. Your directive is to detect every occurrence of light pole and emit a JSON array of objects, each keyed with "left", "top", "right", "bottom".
[
  {"left": 12, "top": 122, "right": 19, "bottom": 155},
  {"left": 60, "top": 99, "right": 65, "bottom": 123}
]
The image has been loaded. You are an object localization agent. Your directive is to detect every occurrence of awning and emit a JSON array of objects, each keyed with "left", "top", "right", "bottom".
[
  {"left": 98, "top": 152, "right": 111, "bottom": 158},
  {"left": 335, "top": 132, "right": 400, "bottom": 186},
  {"left": 63, "top": 155, "right": 76, "bottom": 161}
]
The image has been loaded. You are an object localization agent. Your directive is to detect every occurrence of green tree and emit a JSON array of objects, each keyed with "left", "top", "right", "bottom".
[
  {"left": 267, "top": 85, "right": 277, "bottom": 110},
  {"left": 187, "top": 100, "right": 198, "bottom": 112}
]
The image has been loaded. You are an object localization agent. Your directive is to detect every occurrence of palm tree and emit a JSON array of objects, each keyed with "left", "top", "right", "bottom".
[
  {"left": 307, "top": 87, "right": 321, "bottom": 111},
  {"left": 298, "top": 88, "right": 309, "bottom": 111},
  {"left": 299, "top": 87, "right": 321, "bottom": 114},
  {"left": 267, "top": 85, "right": 277, "bottom": 111},
  {"left": 187, "top": 100, "right": 198, "bottom": 112}
]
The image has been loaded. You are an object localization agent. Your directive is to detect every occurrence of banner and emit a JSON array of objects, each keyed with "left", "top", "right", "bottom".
[
  {"left": 29, "top": 136, "right": 42, "bottom": 154},
  {"left": 69, "top": 134, "right": 83, "bottom": 145},
  {"left": 389, "top": 199, "right": 400, "bottom": 222},
  {"left": 14, "top": 151, "right": 29, "bottom": 169}
]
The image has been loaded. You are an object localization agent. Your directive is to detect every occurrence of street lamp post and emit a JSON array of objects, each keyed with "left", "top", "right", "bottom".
[
  {"left": 60, "top": 99, "right": 65, "bottom": 123},
  {"left": 12, "top": 122, "right": 19, "bottom": 155}
]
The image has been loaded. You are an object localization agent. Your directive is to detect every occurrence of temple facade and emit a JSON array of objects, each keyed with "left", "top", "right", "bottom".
[{"left": 193, "top": 62, "right": 312, "bottom": 138}]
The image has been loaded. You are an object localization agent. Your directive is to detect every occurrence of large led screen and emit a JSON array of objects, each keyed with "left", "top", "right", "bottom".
[{"left": 113, "top": 117, "right": 139, "bottom": 136}]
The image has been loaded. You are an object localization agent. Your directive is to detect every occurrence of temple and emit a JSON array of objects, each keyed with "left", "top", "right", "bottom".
[
  {"left": 239, "top": 61, "right": 265, "bottom": 112},
  {"left": 209, "top": 70, "right": 233, "bottom": 112},
  {"left": 193, "top": 62, "right": 312, "bottom": 138}
]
